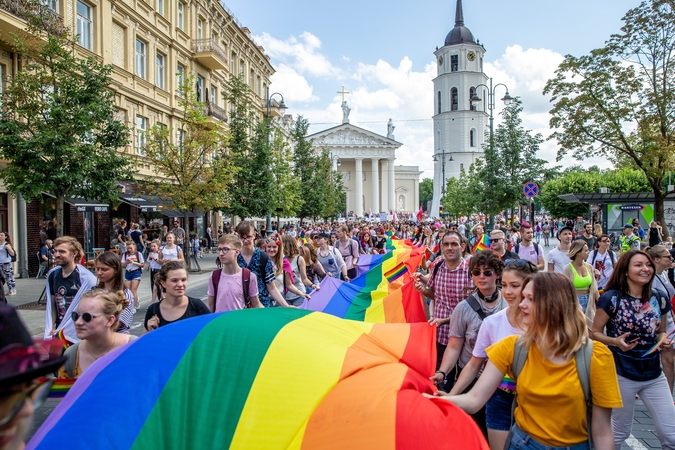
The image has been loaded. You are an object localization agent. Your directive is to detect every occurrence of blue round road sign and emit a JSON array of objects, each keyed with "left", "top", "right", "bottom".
[{"left": 524, "top": 182, "right": 539, "bottom": 198}]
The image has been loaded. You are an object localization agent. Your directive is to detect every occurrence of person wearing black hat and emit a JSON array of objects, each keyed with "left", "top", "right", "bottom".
[{"left": 0, "top": 304, "right": 65, "bottom": 450}]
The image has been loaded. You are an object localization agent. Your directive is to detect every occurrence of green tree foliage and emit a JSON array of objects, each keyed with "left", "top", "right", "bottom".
[
  {"left": 223, "top": 75, "right": 273, "bottom": 219},
  {"left": 269, "top": 127, "right": 301, "bottom": 222},
  {"left": 543, "top": 0, "right": 675, "bottom": 236},
  {"left": 143, "top": 73, "right": 234, "bottom": 266},
  {"left": 419, "top": 178, "right": 433, "bottom": 209},
  {"left": 315, "top": 148, "right": 346, "bottom": 220},
  {"left": 292, "top": 116, "right": 322, "bottom": 221},
  {"left": 474, "top": 98, "right": 550, "bottom": 216},
  {"left": 0, "top": 4, "right": 132, "bottom": 236},
  {"left": 540, "top": 168, "right": 650, "bottom": 218},
  {"left": 442, "top": 168, "right": 476, "bottom": 218}
]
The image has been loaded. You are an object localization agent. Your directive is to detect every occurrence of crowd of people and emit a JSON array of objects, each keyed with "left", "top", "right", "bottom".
[{"left": 3, "top": 214, "right": 675, "bottom": 450}]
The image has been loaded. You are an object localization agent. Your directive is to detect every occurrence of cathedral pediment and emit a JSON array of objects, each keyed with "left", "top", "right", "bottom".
[{"left": 308, "top": 123, "right": 402, "bottom": 148}]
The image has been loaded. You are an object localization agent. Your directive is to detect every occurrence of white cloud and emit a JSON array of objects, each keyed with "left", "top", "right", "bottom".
[
  {"left": 269, "top": 65, "right": 318, "bottom": 103},
  {"left": 254, "top": 32, "right": 336, "bottom": 77}
]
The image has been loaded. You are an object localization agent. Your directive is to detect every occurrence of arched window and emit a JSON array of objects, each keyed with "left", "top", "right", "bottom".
[
  {"left": 436, "top": 130, "right": 441, "bottom": 150},
  {"left": 460, "top": 163, "right": 464, "bottom": 171},
  {"left": 469, "top": 87, "right": 476, "bottom": 111},
  {"left": 437, "top": 91, "right": 441, "bottom": 114},
  {"left": 451, "top": 87, "right": 458, "bottom": 111},
  {"left": 470, "top": 129, "right": 476, "bottom": 147}
]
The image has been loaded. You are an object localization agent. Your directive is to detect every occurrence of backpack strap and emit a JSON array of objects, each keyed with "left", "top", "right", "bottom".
[
  {"left": 211, "top": 269, "right": 222, "bottom": 308},
  {"left": 258, "top": 250, "right": 270, "bottom": 283},
  {"left": 431, "top": 259, "right": 444, "bottom": 281},
  {"left": 505, "top": 337, "right": 529, "bottom": 449},
  {"left": 465, "top": 293, "right": 487, "bottom": 320},
  {"left": 575, "top": 339, "right": 594, "bottom": 448},
  {"left": 242, "top": 268, "right": 251, "bottom": 308}
]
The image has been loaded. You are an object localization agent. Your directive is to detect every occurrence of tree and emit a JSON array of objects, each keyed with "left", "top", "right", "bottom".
[
  {"left": 223, "top": 75, "right": 273, "bottom": 220},
  {"left": 143, "top": 73, "right": 234, "bottom": 267},
  {"left": 269, "top": 127, "right": 301, "bottom": 223},
  {"left": 539, "top": 168, "right": 650, "bottom": 218},
  {"left": 442, "top": 168, "right": 476, "bottom": 218},
  {"left": 315, "top": 148, "right": 346, "bottom": 220},
  {"left": 543, "top": 0, "right": 675, "bottom": 236},
  {"left": 419, "top": 178, "right": 433, "bottom": 209},
  {"left": 474, "top": 98, "right": 550, "bottom": 218},
  {"left": 292, "top": 116, "right": 323, "bottom": 221},
  {"left": 0, "top": 3, "right": 132, "bottom": 236}
]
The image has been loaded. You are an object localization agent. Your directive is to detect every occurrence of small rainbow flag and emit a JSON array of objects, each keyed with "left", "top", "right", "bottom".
[
  {"left": 46, "top": 377, "right": 76, "bottom": 398},
  {"left": 471, "top": 234, "right": 490, "bottom": 254},
  {"left": 642, "top": 329, "right": 675, "bottom": 357},
  {"left": 384, "top": 262, "right": 408, "bottom": 283},
  {"left": 56, "top": 329, "right": 71, "bottom": 350}
]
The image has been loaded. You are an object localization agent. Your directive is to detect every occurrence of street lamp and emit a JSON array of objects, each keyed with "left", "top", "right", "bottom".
[
  {"left": 433, "top": 153, "right": 453, "bottom": 197},
  {"left": 470, "top": 77, "right": 513, "bottom": 229},
  {"left": 265, "top": 91, "right": 287, "bottom": 236}
]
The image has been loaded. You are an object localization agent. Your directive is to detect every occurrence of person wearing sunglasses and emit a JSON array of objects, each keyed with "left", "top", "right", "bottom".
[
  {"left": 58, "top": 289, "right": 137, "bottom": 379},
  {"left": 0, "top": 304, "right": 66, "bottom": 450},
  {"left": 489, "top": 230, "right": 518, "bottom": 262},
  {"left": 432, "top": 250, "right": 507, "bottom": 437}
]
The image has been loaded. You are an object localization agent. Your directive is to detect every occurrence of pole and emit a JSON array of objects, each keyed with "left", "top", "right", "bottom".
[
  {"left": 17, "top": 193, "right": 28, "bottom": 278},
  {"left": 486, "top": 78, "right": 495, "bottom": 231},
  {"left": 265, "top": 87, "right": 273, "bottom": 236}
]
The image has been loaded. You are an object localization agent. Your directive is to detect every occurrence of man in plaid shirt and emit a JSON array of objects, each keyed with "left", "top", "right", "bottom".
[{"left": 414, "top": 231, "right": 473, "bottom": 390}]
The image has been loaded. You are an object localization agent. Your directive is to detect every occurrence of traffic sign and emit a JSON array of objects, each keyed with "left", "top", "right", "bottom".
[{"left": 523, "top": 182, "right": 539, "bottom": 198}]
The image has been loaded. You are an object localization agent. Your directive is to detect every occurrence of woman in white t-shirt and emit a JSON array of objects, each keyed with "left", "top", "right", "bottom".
[{"left": 446, "top": 258, "right": 538, "bottom": 450}]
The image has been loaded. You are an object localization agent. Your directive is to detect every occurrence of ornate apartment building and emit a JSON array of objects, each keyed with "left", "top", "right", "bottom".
[{"left": 0, "top": 0, "right": 276, "bottom": 276}]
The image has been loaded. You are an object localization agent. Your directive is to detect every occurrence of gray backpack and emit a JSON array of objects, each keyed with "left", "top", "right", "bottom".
[{"left": 505, "top": 337, "right": 594, "bottom": 449}]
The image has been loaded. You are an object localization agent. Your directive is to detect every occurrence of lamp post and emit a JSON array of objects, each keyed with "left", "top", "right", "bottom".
[
  {"left": 470, "top": 78, "right": 513, "bottom": 230},
  {"left": 265, "top": 90, "right": 287, "bottom": 236},
  {"left": 433, "top": 152, "right": 453, "bottom": 214}
]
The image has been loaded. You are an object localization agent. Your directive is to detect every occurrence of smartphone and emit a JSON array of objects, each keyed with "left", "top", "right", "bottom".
[{"left": 628, "top": 334, "right": 640, "bottom": 343}]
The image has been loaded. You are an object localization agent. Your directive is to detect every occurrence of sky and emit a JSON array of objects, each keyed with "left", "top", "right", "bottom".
[{"left": 222, "top": 0, "right": 641, "bottom": 179}]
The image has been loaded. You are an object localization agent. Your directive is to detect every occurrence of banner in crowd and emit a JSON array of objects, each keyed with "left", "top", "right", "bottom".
[{"left": 29, "top": 309, "right": 488, "bottom": 449}]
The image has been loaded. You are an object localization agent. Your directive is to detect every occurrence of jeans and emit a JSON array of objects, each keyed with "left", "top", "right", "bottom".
[
  {"left": 509, "top": 423, "right": 589, "bottom": 450},
  {"left": 613, "top": 373, "right": 675, "bottom": 449},
  {"left": 486, "top": 388, "right": 514, "bottom": 431},
  {"left": 577, "top": 294, "right": 589, "bottom": 313}
]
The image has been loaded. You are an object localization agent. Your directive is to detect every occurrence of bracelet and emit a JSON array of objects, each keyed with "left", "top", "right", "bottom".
[{"left": 436, "top": 370, "right": 447, "bottom": 379}]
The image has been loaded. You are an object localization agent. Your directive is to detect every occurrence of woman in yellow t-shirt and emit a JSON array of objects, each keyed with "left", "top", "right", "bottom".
[{"left": 425, "top": 272, "right": 622, "bottom": 449}]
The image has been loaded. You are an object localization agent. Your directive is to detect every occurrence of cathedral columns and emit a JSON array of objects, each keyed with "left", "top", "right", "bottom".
[
  {"left": 388, "top": 157, "right": 395, "bottom": 212},
  {"left": 371, "top": 157, "right": 380, "bottom": 213},
  {"left": 354, "top": 157, "right": 363, "bottom": 216}
]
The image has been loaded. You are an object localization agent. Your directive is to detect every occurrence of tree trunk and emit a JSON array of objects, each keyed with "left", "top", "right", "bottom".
[
  {"left": 654, "top": 187, "right": 669, "bottom": 239},
  {"left": 56, "top": 192, "right": 65, "bottom": 238},
  {"left": 183, "top": 211, "right": 191, "bottom": 270}
]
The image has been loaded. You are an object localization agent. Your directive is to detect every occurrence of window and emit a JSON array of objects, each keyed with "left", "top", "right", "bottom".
[
  {"left": 177, "top": 129, "right": 184, "bottom": 153},
  {"left": 451, "top": 87, "right": 458, "bottom": 111},
  {"left": 156, "top": 52, "right": 165, "bottom": 89},
  {"left": 76, "top": 1, "right": 92, "bottom": 50},
  {"left": 135, "top": 39, "right": 146, "bottom": 79},
  {"left": 136, "top": 116, "right": 147, "bottom": 155},
  {"left": 249, "top": 69, "right": 254, "bottom": 87},
  {"left": 437, "top": 91, "right": 441, "bottom": 114},
  {"left": 157, "top": 0, "right": 163, "bottom": 16},
  {"left": 230, "top": 52, "right": 236, "bottom": 74},
  {"left": 197, "top": 18, "right": 203, "bottom": 39},
  {"left": 196, "top": 75, "right": 204, "bottom": 102},
  {"left": 212, "top": 31, "right": 217, "bottom": 42},
  {"left": 210, "top": 86, "right": 216, "bottom": 104},
  {"left": 469, "top": 87, "right": 476, "bottom": 111},
  {"left": 470, "top": 129, "right": 475, "bottom": 147},
  {"left": 263, "top": 83, "right": 267, "bottom": 97},
  {"left": 177, "top": 2, "right": 184, "bottom": 31},
  {"left": 176, "top": 63, "right": 185, "bottom": 94},
  {"left": 451, "top": 55, "right": 458, "bottom": 72},
  {"left": 44, "top": 0, "right": 58, "bottom": 12},
  {"left": 239, "top": 59, "right": 244, "bottom": 77},
  {"left": 256, "top": 76, "right": 261, "bottom": 95}
]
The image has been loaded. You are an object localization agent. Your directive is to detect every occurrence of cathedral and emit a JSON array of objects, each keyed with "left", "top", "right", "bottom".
[{"left": 430, "top": 0, "right": 489, "bottom": 218}]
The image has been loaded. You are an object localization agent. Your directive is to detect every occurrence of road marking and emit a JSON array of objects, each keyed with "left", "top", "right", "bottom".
[{"left": 626, "top": 434, "right": 649, "bottom": 450}]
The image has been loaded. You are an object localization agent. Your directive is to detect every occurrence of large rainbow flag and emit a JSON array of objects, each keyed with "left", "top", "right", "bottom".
[
  {"left": 471, "top": 234, "right": 490, "bottom": 254},
  {"left": 29, "top": 309, "right": 488, "bottom": 449}
]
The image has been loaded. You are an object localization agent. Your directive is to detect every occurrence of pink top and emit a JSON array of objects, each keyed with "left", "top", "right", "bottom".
[{"left": 208, "top": 269, "right": 259, "bottom": 312}]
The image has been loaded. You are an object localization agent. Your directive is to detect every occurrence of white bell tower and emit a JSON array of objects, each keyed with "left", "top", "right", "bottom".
[{"left": 430, "top": 0, "right": 488, "bottom": 218}]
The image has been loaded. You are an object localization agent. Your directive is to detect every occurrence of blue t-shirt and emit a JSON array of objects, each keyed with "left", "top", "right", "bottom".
[
  {"left": 597, "top": 288, "right": 671, "bottom": 381},
  {"left": 237, "top": 248, "right": 275, "bottom": 307}
]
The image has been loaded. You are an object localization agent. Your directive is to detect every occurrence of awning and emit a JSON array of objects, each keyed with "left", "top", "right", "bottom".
[
  {"left": 558, "top": 192, "right": 675, "bottom": 204},
  {"left": 118, "top": 194, "right": 160, "bottom": 212},
  {"left": 42, "top": 194, "right": 109, "bottom": 212},
  {"left": 162, "top": 210, "right": 198, "bottom": 218}
]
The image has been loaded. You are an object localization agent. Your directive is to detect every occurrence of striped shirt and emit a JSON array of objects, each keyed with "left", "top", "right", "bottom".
[{"left": 427, "top": 258, "right": 474, "bottom": 345}]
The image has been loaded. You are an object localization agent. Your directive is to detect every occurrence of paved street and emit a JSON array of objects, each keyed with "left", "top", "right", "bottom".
[{"left": 8, "top": 244, "right": 670, "bottom": 448}]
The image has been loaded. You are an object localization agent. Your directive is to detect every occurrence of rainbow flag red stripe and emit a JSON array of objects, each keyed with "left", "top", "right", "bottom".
[{"left": 56, "top": 329, "right": 71, "bottom": 349}]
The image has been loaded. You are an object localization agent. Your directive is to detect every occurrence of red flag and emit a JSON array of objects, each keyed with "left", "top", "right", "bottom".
[{"left": 417, "top": 205, "right": 423, "bottom": 220}]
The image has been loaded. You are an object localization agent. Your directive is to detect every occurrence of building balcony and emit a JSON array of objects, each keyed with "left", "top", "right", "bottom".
[
  {"left": 204, "top": 101, "right": 228, "bottom": 126},
  {"left": 192, "top": 39, "right": 227, "bottom": 71},
  {"left": 0, "top": 0, "right": 65, "bottom": 40}
]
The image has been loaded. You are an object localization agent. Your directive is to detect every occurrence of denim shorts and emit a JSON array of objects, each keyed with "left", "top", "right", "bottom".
[
  {"left": 125, "top": 270, "right": 142, "bottom": 281},
  {"left": 509, "top": 423, "right": 589, "bottom": 450},
  {"left": 577, "top": 293, "right": 590, "bottom": 313},
  {"left": 486, "top": 388, "right": 514, "bottom": 431}
]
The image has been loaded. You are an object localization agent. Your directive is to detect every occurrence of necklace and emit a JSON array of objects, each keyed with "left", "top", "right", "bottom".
[{"left": 83, "top": 335, "right": 115, "bottom": 360}]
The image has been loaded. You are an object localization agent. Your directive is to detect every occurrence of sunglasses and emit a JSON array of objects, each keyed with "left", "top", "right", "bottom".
[
  {"left": 504, "top": 259, "right": 538, "bottom": 272},
  {"left": 0, "top": 378, "right": 53, "bottom": 426},
  {"left": 489, "top": 238, "right": 501, "bottom": 243},
  {"left": 471, "top": 269, "right": 495, "bottom": 277},
  {"left": 71, "top": 311, "right": 104, "bottom": 323}
]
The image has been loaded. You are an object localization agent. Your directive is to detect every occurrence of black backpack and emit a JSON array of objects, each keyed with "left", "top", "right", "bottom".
[{"left": 514, "top": 242, "right": 540, "bottom": 257}]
